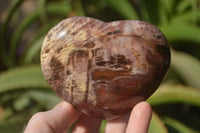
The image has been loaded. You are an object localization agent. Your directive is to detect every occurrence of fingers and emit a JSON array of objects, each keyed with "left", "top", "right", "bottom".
[
  {"left": 104, "top": 113, "right": 130, "bottom": 133},
  {"left": 126, "top": 101, "right": 152, "bottom": 133},
  {"left": 72, "top": 114, "right": 102, "bottom": 133},
  {"left": 24, "top": 102, "right": 80, "bottom": 133},
  {"left": 24, "top": 101, "right": 152, "bottom": 133},
  {"left": 104, "top": 102, "right": 152, "bottom": 133}
]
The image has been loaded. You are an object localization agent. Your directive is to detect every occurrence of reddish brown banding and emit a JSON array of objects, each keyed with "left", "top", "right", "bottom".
[{"left": 41, "top": 17, "right": 170, "bottom": 120}]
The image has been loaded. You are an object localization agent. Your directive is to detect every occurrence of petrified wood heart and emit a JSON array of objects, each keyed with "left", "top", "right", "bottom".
[{"left": 41, "top": 17, "right": 170, "bottom": 120}]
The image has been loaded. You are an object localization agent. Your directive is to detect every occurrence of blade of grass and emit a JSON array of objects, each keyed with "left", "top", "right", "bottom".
[
  {"left": 177, "top": 0, "right": 198, "bottom": 23},
  {"left": 71, "top": 0, "right": 85, "bottom": 16},
  {"left": 163, "top": 117, "right": 198, "bottom": 133},
  {"left": 177, "top": 0, "right": 191, "bottom": 14},
  {"left": 27, "top": 90, "right": 61, "bottom": 109},
  {"left": 9, "top": 1, "right": 72, "bottom": 62},
  {"left": 0, "top": 65, "right": 49, "bottom": 94},
  {"left": 24, "top": 35, "right": 45, "bottom": 64},
  {"left": 22, "top": 19, "right": 62, "bottom": 64},
  {"left": 171, "top": 50, "right": 200, "bottom": 89},
  {"left": 148, "top": 85, "right": 200, "bottom": 106},
  {"left": 106, "top": 0, "right": 138, "bottom": 20},
  {"left": 149, "top": 112, "right": 168, "bottom": 133},
  {"left": 46, "top": 1, "right": 72, "bottom": 16},
  {"left": 9, "top": 12, "right": 38, "bottom": 61},
  {"left": 0, "top": 117, "right": 27, "bottom": 133},
  {"left": 99, "top": 120, "right": 106, "bottom": 133},
  {"left": 0, "top": 89, "right": 29, "bottom": 104},
  {"left": 38, "top": 0, "right": 48, "bottom": 24},
  {"left": 172, "top": 11, "right": 200, "bottom": 24},
  {"left": 13, "top": 94, "right": 31, "bottom": 111},
  {"left": 140, "top": 0, "right": 160, "bottom": 25},
  {"left": 0, "top": 0, "right": 25, "bottom": 67},
  {"left": 0, "top": 89, "right": 58, "bottom": 110},
  {"left": 160, "top": 0, "right": 175, "bottom": 15},
  {"left": 159, "top": 23, "right": 200, "bottom": 43}
]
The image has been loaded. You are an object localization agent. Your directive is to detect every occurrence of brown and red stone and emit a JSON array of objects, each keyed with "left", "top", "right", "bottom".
[{"left": 41, "top": 17, "right": 170, "bottom": 120}]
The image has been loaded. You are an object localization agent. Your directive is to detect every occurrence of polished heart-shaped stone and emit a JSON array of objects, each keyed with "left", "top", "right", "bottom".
[{"left": 41, "top": 17, "right": 170, "bottom": 120}]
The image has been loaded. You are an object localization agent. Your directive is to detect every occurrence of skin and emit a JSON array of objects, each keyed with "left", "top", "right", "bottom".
[{"left": 24, "top": 101, "right": 152, "bottom": 133}]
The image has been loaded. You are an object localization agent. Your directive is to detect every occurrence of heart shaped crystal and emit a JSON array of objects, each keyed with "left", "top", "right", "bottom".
[{"left": 41, "top": 17, "right": 170, "bottom": 120}]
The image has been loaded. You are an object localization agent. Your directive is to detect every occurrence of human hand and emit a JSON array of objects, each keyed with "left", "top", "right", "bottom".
[{"left": 24, "top": 101, "right": 152, "bottom": 133}]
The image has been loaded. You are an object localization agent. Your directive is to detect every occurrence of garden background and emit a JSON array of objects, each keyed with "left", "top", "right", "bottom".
[{"left": 0, "top": 0, "right": 200, "bottom": 132}]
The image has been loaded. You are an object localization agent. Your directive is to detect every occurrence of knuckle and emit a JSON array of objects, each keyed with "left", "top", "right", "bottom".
[{"left": 31, "top": 112, "right": 45, "bottom": 120}]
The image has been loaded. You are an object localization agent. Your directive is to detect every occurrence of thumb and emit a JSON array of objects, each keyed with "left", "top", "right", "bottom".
[{"left": 24, "top": 101, "right": 80, "bottom": 133}]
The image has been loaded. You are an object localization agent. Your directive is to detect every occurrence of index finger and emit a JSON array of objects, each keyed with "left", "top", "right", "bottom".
[{"left": 126, "top": 101, "right": 152, "bottom": 133}]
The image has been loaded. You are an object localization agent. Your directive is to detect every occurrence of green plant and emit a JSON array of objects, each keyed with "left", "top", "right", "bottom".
[{"left": 0, "top": 0, "right": 200, "bottom": 132}]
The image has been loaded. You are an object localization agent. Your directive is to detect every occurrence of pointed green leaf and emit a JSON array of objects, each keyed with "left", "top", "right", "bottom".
[
  {"left": 159, "top": 23, "right": 200, "bottom": 44},
  {"left": 71, "top": 0, "right": 85, "bottom": 16},
  {"left": 9, "top": 1, "right": 72, "bottom": 61},
  {"left": 38, "top": 0, "right": 48, "bottom": 24},
  {"left": 0, "top": 0, "right": 25, "bottom": 67},
  {"left": 149, "top": 112, "right": 168, "bottom": 133},
  {"left": 0, "top": 118, "right": 26, "bottom": 133},
  {"left": 27, "top": 90, "right": 61, "bottom": 109},
  {"left": 148, "top": 85, "right": 200, "bottom": 106},
  {"left": 13, "top": 95, "right": 30, "bottom": 111},
  {"left": 172, "top": 11, "right": 200, "bottom": 24},
  {"left": 106, "top": 0, "right": 138, "bottom": 20},
  {"left": 177, "top": 0, "right": 198, "bottom": 23},
  {"left": 0, "top": 65, "right": 49, "bottom": 93},
  {"left": 140, "top": 0, "right": 161, "bottom": 25},
  {"left": 160, "top": 0, "right": 175, "bottom": 15},
  {"left": 23, "top": 19, "right": 62, "bottom": 64},
  {"left": 99, "top": 120, "right": 107, "bottom": 133},
  {"left": 163, "top": 117, "right": 198, "bottom": 133},
  {"left": 24, "top": 36, "right": 45, "bottom": 64},
  {"left": 171, "top": 51, "right": 200, "bottom": 89},
  {"left": 9, "top": 12, "right": 38, "bottom": 60},
  {"left": 177, "top": 0, "right": 192, "bottom": 14}
]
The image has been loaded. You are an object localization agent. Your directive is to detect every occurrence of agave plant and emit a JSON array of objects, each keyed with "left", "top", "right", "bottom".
[{"left": 0, "top": 0, "right": 200, "bottom": 132}]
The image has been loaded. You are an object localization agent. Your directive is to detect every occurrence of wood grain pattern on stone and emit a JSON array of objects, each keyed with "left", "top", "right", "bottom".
[{"left": 41, "top": 17, "right": 170, "bottom": 120}]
